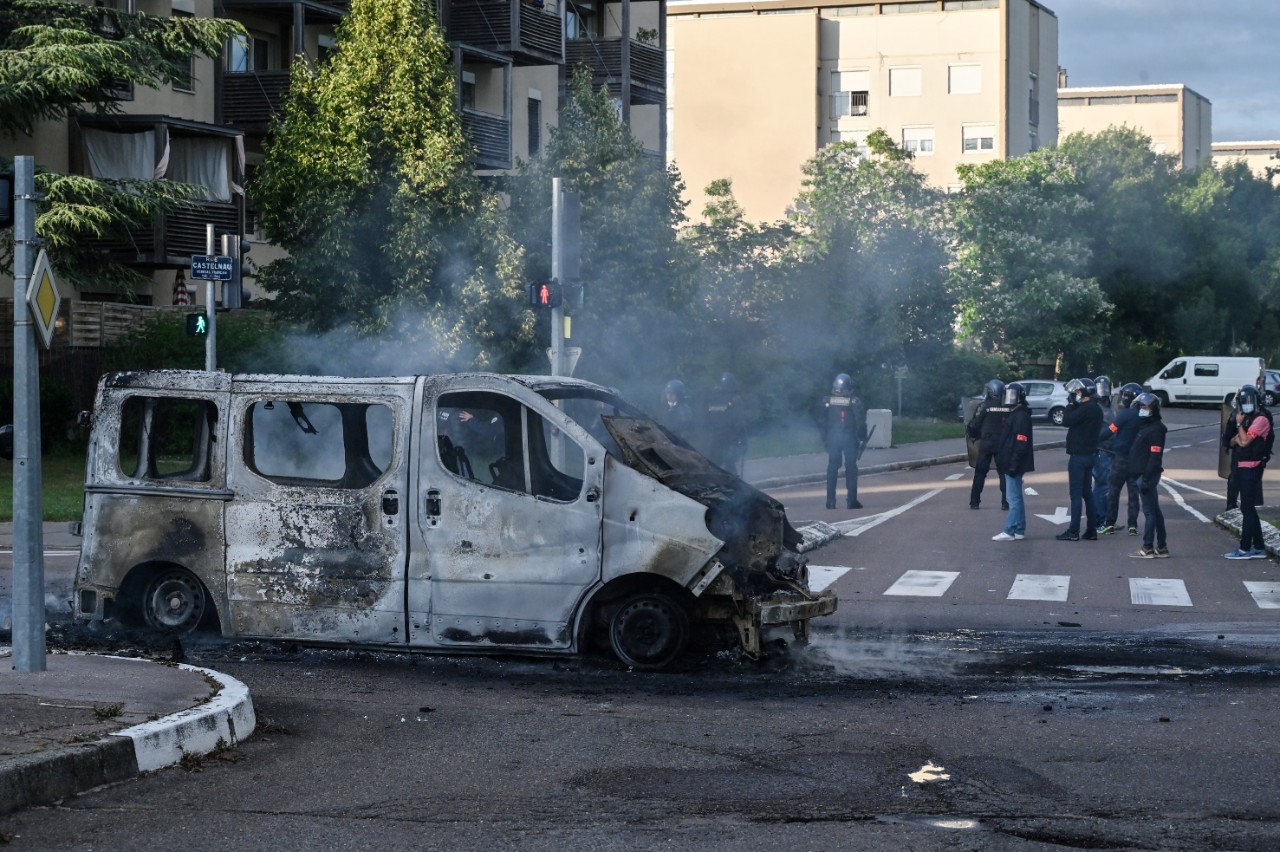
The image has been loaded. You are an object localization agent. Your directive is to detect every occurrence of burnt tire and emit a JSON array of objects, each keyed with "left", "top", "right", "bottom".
[
  {"left": 608, "top": 593, "right": 689, "bottom": 670},
  {"left": 142, "top": 567, "right": 207, "bottom": 633}
]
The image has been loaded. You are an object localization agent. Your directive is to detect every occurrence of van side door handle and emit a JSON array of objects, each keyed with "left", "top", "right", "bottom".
[{"left": 382, "top": 489, "right": 400, "bottom": 515}]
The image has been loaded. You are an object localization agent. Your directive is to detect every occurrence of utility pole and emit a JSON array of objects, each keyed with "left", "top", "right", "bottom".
[
  {"left": 11, "top": 156, "right": 45, "bottom": 672},
  {"left": 550, "top": 178, "right": 566, "bottom": 377},
  {"left": 204, "top": 224, "right": 217, "bottom": 370}
]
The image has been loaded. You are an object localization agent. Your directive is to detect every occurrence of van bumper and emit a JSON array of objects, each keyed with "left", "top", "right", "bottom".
[{"left": 754, "top": 589, "right": 838, "bottom": 625}]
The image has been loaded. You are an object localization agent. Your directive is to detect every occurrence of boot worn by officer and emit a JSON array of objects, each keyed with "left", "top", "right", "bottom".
[
  {"left": 847, "top": 499, "right": 862, "bottom": 509},
  {"left": 1055, "top": 530, "right": 1080, "bottom": 541}
]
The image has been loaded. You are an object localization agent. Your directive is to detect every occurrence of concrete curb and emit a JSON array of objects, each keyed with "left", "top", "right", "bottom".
[
  {"left": 110, "top": 659, "right": 256, "bottom": 774},
  {"left": 1213, "top": 509, "right": 1280, "bottom": 556},
  {"left": 0, "top": 658, "right": 255, "bottom": 815}
]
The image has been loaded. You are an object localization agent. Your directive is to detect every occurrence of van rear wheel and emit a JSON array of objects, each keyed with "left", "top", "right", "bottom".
[
  {"left": 608, "top": 593, "right": 689, "bottom": 670},
  {"left": 142, "top": 568, "right": 206, "bottom": 633}
]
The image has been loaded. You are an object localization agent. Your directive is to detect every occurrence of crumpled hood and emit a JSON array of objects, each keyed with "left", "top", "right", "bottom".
[{"left": 603, "top": 416, "right": 805, "bottom": 592}]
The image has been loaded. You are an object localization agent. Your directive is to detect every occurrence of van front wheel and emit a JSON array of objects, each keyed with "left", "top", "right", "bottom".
[
  {"left": 142, "top": 568, "right": 206, "bottom": 633},
  {"left": 608, "top": 593, "right": 689, "bottom": 670}
]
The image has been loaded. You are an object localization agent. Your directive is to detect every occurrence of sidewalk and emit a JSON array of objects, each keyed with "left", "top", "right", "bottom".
[{"left": 0, "top": 420, "right": 1215, "bottom": 816}]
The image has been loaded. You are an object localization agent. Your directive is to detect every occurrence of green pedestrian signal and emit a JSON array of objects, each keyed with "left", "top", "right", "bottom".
[{"left": 186, "top": 312, "right": 208, "bottom": 336}]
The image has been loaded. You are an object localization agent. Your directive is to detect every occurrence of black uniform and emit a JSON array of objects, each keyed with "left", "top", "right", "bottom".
[
  {"left": 967, "top": 401, "right": 1010, "bottom": 509},
  {"left": 658, "top": 399, "right": 694, "bottom": 438},
  {"left": 1130, "top": 412, "right": 1168, "bottom": 551},
  {"left": 824, "top": 393, "right": 868, "bottom": 509},
  {"left": 705, "top": 385, "right": 746, "bottom": 475}
]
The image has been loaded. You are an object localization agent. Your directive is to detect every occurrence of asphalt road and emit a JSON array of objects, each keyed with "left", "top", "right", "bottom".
[{"left": 5, "top": 404, "right": 1280, "bottom": 850}]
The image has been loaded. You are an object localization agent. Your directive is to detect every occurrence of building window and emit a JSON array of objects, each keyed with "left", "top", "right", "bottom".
[
  {"left": 566, "top": 0, "right": 597, "bottom": 38},
  {"left": 830, "top": 70, "right": 870, "bottom": 119},
  {"left": 963, "top": 123, "right": 995, "bottom": 153},
  {"left": 942, "top": 0, "right": 999, "bottom": 9},
  {"left": 882, "top": 2, "right": 933, "bottom": 13},
  {"left": 1058, "top": 97, "right": 1086, "bottom": 107},
  {"left": 1136, "top": 93, "right": 1178, "bottom": 104},
  {"left": 527, "top": 93, "right": 542, "bottom": 157},
  {"left": 1089, "top": 95, "right": 1132, "bottom": 106},
  {"left": 902, "top": 126, "right": 934, "bottom": 156},
  {"left": 948, "top": 64, "right": 981, "bottom": 95},
  {"left": 889, "top": 66, "right": 922, "bottom": 97},
  {"left": 821, "top": 5, "right": 874, "bottom": 16},
  {"left": 461, "top": 71, "right": 476, "bottom": 110},
  {"left": 318, "top": 35, "right": 337, "bottom": 63},
  {"left": 828, "top": 130, "right": 870, "bottom": 157},
  {"left": 171, "top": 5, "right": 194, "bottom": 93},
  {"left": 1029, "top": 129, "right": 1039, "bottom": 152},
  {"left": 227, "top": 33, "right": 272, "bottom": 73}
]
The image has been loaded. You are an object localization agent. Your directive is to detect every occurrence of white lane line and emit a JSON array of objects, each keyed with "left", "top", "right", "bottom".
[
  {"left": 1244, "top": 581, "right": 1280, "bottom": 609},
  {"left": 885, "top": 570, "right": 959, "bottom": 597},
  {"left": 945, "top": 473, "right": 964, "bottom": 481},
  {"left": 837, "top": 488, "right": 943, "bottom": 538},
  {"left": 1129, "top": 578, "right": 1192, "bottom": 607},
  {"left": 808, "top": 565, "right": 854, "bottom": 593},
  {"left": 1199, "top": 438, "right": 1219, "bottom": 445},
  {"left": 1166, "top": 444, "right": 1191, "bottom": 450},
  {"left": 1161, "top": 476, "right": 1225, "bottom": 501},
  {"left": 1008, "top": 574, "right": 1070, "bottom": 602},
  {"left": 1160, "top": 480, "right": 1211, "bottom": 523}
]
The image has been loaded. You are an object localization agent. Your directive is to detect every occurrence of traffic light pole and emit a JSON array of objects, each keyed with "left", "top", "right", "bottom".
[
  {"left": 204, "top": 224, "right": 216, "bottom": 370},
  {"left": 11, "top": 156, "right": 46, "bottom": 672},
  {"left": 550, "top": 178, "right": 566, "bottom": 378}
]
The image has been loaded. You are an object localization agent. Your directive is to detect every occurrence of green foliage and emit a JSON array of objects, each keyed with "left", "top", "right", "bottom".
[
  {"left": 252, "top": 0, "right": 531, "bottom": 369},
  {"left": 506, "top": 68, "right": 690, "bottom": 395},
  {"left": 103, "top": 309, "right": 285, "bottom": 374}
]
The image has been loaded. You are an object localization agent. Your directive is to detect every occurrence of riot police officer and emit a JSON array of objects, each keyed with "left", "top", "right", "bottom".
[
  {"left": 967, "top": 379, "right": 1009, "bottom": 510},
  {"left": 659, "top": 379, "right": 694, "bottom": 438},
  {"left": 705, "top": 372, "right": 747, "bottom": 476},
  {"left": 823, "top": 373, "right": 868, "bottom": 510},
  {"left": 1225, "top": 384, "right": 1273, "bottom": 559},
  {"left": 1100, "top": 382, "right": 1144, "bottom": 535}
]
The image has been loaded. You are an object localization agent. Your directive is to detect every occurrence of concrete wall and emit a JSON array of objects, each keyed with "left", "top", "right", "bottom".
[{"left": 1058, "top": 84, "right": 1213, "bottom": 169}]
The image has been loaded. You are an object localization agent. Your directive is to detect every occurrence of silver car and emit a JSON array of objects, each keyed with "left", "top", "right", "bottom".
[{"left": 958, "top": 380, "right": 1071, "bottom": 426}]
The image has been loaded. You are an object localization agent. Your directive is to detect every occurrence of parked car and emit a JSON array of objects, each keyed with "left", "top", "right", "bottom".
[
  {"left": 1264, "top": 370, "right": 1280, "bottom": 407},
  {"left": 957, "top": 380, "right": 1071, "bottom": 426}
]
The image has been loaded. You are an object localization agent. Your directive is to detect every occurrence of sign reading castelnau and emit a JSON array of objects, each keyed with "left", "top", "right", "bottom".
[{"left": 190, "top": 254, "right": 234, "bottom": 281}]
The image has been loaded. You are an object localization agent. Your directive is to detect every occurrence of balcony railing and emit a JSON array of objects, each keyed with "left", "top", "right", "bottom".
[
  {"left": 445, "top": 0, "right": 563, "bottom": 65},
  {"left": 565, "top": 38, "right": 664, "bottom": 104},
  {"left": 222, "top": 71, "right": 292, "bottom": 130},
  {"left": 462, "top": 109, "right": 512, "bottom": 170},
  {"left": 86, "top": 202, "right": 242, "bottom": 267}
]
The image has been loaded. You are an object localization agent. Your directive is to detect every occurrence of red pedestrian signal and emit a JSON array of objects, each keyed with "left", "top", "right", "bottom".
[{"left": 527, "top": 280, "right": 562, "bottom": 308}]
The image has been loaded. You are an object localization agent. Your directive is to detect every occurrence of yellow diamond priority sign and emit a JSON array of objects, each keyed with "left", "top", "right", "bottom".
[{"left": 26, "top": 248, "right": 61, "bottom": 350}]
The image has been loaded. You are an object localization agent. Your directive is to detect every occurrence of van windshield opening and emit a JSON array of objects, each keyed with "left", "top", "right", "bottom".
[{"left": 534, "top": 388, "right": 644, "bottom": 458}]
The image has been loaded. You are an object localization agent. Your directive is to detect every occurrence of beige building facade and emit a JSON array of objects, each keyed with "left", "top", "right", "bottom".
[
  {"left": 1212, "top": 141, "right": 1280, "bottom": 185},
  {"left": 667, "top": 0, "right": 1059, "bottom": 222},
  {"left": 1057, "top": 83, "right": 1212, "bottom": 169}
]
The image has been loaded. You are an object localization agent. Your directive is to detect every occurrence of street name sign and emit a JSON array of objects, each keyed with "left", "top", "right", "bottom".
[{"left": 191, "top": 254, "right": 234, "bottom": 281}]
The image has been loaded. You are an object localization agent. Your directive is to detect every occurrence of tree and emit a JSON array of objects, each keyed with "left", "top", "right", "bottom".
[
  {"left": 952, "top": 147, "right": 1109, "bottom": 371},
  {"left": 251, "top": 0, "right": 531, "bottom": 370},
  {"left": 0, "top": 0, "right": 244, "bottom": 291},
  {"left": 677, "top": 178, "right": 790, "bottom": 400},
  {"left": 781, "top": 130, "right": 955, "bottom": 407},
  {"left": 505, "top": 68, "right": 690, "bottom": 395}
]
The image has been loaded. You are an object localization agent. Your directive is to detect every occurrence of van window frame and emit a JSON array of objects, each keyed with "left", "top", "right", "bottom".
[{"left": 115, "top": 393, "right": 220, "bottom": 485}]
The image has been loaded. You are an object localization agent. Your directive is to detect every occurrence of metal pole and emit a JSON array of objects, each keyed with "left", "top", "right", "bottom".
[
  {"left": 550, "top": 178, "right": 565, "bottom": 378},
  {"left": 11, "top": 156, "right": 46, "bottom": 672},
  {"left": 205, "top": 224, "right": 216, "bottom": 371}
]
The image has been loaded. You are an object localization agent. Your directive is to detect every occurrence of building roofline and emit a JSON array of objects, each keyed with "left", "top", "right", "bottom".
[
  {"left": 668, "top": 0, "right": 1055, "bottom": 19},
  {"left": 1212, "top": 141, "right": 1280, "bottom": 149},
  {"left": 1058, "top": 83, "right": 1210, "bottom": 103}
]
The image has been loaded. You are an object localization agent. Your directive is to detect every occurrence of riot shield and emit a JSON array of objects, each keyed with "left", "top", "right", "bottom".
[
  {"left": 963, "top": 397, "right": 982, "bottom": 468},
  {"left": 1219, "top": 396, "right": 1236, "bottom": 479}
]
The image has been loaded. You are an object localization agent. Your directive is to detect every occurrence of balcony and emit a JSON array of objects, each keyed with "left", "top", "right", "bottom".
[
  {"left": 462, "top": 109, "right": 512, "bottom": 170},
  {"left": 444, "top": 0, "right": 563, "bottom": 65},
  {"left": 222, "top": 71, "right": 292, "bottom": 132},
  {"left": 565, "top": 38, "right": 663, "bottom": 104},
  {"left": 86, "top": 202, "right": 243, "bottom": 268}
]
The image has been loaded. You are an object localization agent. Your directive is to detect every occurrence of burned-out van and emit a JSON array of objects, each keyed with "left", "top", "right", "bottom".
[{"left": 73, "top": 370, "right": 836, "bottom": 669}]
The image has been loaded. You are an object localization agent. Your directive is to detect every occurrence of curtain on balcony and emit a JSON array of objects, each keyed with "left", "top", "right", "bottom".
[
  {"left": 168, "top": 137, "right": 232, "bottom": 201},
  {"left": 83, "top": 128, "right": 160, "bottom": 181}
]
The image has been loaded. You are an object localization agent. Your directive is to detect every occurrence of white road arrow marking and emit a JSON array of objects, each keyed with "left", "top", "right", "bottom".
[
  {"left": 1160, "top": 480, "right": 1211, "bottom": 523},
  {"left": 807, "top": 565, "right": 854, "bottom": 593},
  {"left": 1024, "top": 487, "right": 1039, "bottom": 496},
  {"left": 1034, "top": 506, "right": 1071, "bottom": 525},
  {"left": 944, "top": 473, "right": 964, "bottom": 481},
  {"left": 834, "top": 488, "right": 943, "bottom": 537}
]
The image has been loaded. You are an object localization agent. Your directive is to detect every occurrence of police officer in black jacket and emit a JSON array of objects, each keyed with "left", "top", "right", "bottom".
[
  {"left": 1056, "top": 377, "right": 1102, "bottom": 541},
  {"left": 1128, "top": 392, "right": 1169, "bottom": 558},
  {"left": 967, "top": 379, "right": 1009, "bottom": 510},
  {"left": 824, "top": 373, "right": 868, "bottom": 510}
]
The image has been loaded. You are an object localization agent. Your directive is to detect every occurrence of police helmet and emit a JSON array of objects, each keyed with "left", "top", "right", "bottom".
[
  {"left": 1134, "top": 392, "right": 1161, "bottom": 414},
  {"left": 1003, "top": 382, "right": 1027, "bottom": 407},
  {"left": 1238, "top": 384, "right": 1260, "bottom": 414},
  {"left": 1095, "top": 375, "right": 1112, "bottom": 400},
  {"left": 719, "top": 372, "right": 738, "bottom": 393},
  {"left": 1119, "top": 382, "right": 1143, "bottom": 408},
  {"left": 832, "top": 373, "right": 853, "bottom": 395},
  {"left": 664, "top": 379, "right": 685, "bottom": 401},
  {"left": 1064, "top": 377, "right": 1097, "bottom": 398},
  {"left": 983, "top": 379, "right": 1006, "bottom": 403}
]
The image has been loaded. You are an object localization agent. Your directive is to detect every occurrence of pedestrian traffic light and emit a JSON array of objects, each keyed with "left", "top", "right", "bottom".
[
  {"left": 186, "top": 312, "right": 208, "bottom": 336},
  {"left": 527, "top": 280, "right": 562, "bottom": 308}
]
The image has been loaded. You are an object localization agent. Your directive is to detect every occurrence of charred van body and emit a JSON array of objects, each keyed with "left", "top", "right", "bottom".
[{"left": 72, "top": 370, "right": 836, "bottom": 669}]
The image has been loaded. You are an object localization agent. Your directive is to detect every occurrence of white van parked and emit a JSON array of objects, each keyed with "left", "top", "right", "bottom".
[
  {"left": 72, "top": 370, "right": 836, "bottom": 670},
  {"left": 1144, "top": 356, "right": 1265, "bottom": 406}
]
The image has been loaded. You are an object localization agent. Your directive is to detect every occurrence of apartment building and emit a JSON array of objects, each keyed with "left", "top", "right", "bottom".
[
  {"left": 666, "top": 0, "right": 1058, "bottom": 222},
  {"left": 2, "top": 0, "right": 666, "bottom": 312},
  {"left": 1057, "top": 83, "right": 1212, "bottom": 170},
  {"left": 1212, "top": 141, "right": 1280, "bottom": 185}
]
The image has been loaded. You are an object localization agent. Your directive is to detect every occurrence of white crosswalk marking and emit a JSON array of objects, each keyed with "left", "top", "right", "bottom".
[
  {"left": 1129, "top": 578, "right": 1192, "bottom": 606},
  {"left": 885, "top": 570, "right": 959, "bottom": 597},
  {"left": 808, "top": 565, "right": 854, "bottom": 593},
  {"left": 1243, "top": 581, "right": 1280, "bottom": 609},
  {"left": 1008, "top": 574, "right": 1070, "bottom": 602},
  {"left": 945, "top": 473, "right": 964, "bottom": 481}
]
